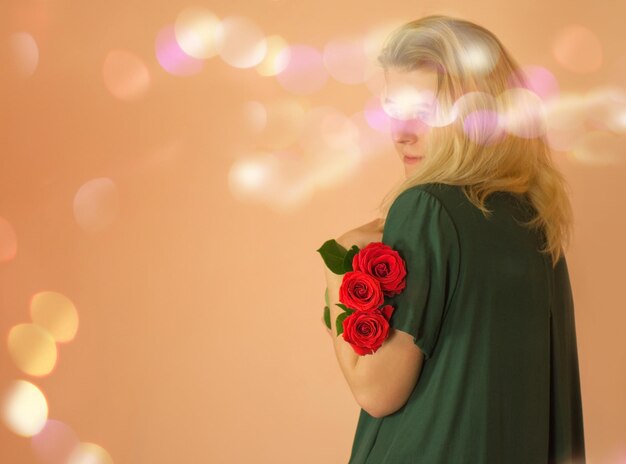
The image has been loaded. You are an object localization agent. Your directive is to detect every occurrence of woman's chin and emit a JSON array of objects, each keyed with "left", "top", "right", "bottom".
[{"left": 404, "top": 165, "right": 418, "bottom": 177}]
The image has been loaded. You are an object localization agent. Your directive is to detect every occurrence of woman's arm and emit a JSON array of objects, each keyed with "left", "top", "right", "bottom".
[
  {"left": 323, "top": 223, "right": 424, "bottom": 418},
  {"left": 324, "top": 231, "right": 365, "bottom": 406}
]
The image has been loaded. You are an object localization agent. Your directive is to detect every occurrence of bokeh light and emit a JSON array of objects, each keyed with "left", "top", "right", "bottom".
[
  {"left": 318, "top": 110, "right": 361, "bottom": 152},
  {"left": 363, "top": 63, "right": 386, "bottom": 98},
  {"left": 255, "top": 34, "right": 290, "bottom": 76},
  {"left": 323, "top": 36, "right": 369, "bottom": 85},
  {"left": 552, "top": 24, "right": 603, "bottom": 74},
  {"left": 545, "top": 94, "right": 586, "bottom": 133},
  {"left": 364, "top": 94, "right": 391, "bottom": 133},
  {"left": 428, "top": 99, "right": 459, "bottom": 128},
  {"left": 8, "top": 32, "right": 39, "bottom": 78},
  {"left": 1, "top": 380, "right": 48, "bottom": 437},
  {"left": 380, "top": 83, "right": 459, "bottom": 133},
  {"left": 228, "top": 150, "right": 319, "bottom": 212},
  {"left": 30, "top": 291, "right": 79, "bottom": 343},
  {"left": 215, "top": 16, "right": 267, "bottom": 69},
  {"left": 455, "top": 91, "right": 504, "bottom": 146},
  {"left": 515, "top": 65, "right": 560, "bottom": 101},
  {"left": 275, "top": 44, "right": 328, "bottom": 95},
  {"left": 0, "top": 216, "right": 18, "bottom": 262},
  {"left": 362, "top": 20, "right": 403, "bottom": 96},
  {"left": 31, "top": 419, "right": 80, "bottom": 464},
  {"left": 174, "top": 7, "right": 220, "bottom": 59},
  {"left": 102, "top": 49, "right": 151, "bottom": 101},
  {"left": 362, "top": 19, "right": 403, "bottom": 64},
  {"left": 380, "top": 85, "right": 435, "bottom": 120},
  {"left": 155, "top": 24, "right": 205, "bottom": 76},
  {"left": 73, "top": 177, "right": 119, "bottom": 233},
  {"left": 8, "top": 323, "right": 58, "bottom": 376},
  {"left": 571, "top": 130, "right": 624, "bottom": 166},
  {"left": 304, "top": 143, "right": 361, "bottom": 191},
  {"left": 297, "top": 108, "right": 362, "bottom": 189},
  {"left": 546, "top": 95, "right": 585, "bottom": 152},
  {"left": 348, "top": 111, "right": 391, "bottom": 160},
  {"left": 544, "top": 89, "right": 626, "bottom": 154},
  {"left": 383, "top": 83, "right": 458, "bottom": 130},
  {"left": 228, "top": 151, "right": 281, "bottom": 203},
  {"left": 242, "top": 101, "right": 268, "bottom": 134},
  {"left": 66, "top": 442, "right": 114, "bottom": 464},
  {"left": 256, "top": 98, "right": 307, "bottom": 150},
  {"left": 456, "top": 38, "right": 500, "bottom": 77},
  {"left": 585, "top": 86, "right": 626, "bottom": 133},
  {"left": 463, "top": 110, "right": 502, "bottom": 146},
  {"left": 499, "top": 88, "right": 547, "bottom": 139},
  {"left": 297, "top": 106, "right": 359, "bottom": 154}
]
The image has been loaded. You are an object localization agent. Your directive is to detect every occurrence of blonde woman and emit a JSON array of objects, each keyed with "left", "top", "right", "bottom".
[{"left": 322, "top": 15, "right": 585, "bottom": 463}]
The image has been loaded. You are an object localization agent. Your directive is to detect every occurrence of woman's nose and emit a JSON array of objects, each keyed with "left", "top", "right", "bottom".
[{"left": 389, "top": 117, "right": 428, "bottom": 143}]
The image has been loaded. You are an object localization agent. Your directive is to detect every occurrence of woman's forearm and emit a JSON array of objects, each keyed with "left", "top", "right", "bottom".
[{"left": 324, "top": 266, "right": 364, "bottom": 405}]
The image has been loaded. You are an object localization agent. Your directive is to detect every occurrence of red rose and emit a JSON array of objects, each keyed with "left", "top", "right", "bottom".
[
  {"left": 338, "top": 271, "right": 385, "bottom": 312},
  {"left": 352, "top": 242, "right": 407, "bottom": 297},
  {"left": 342, "top": 305, "right": 396, "bottom": 355}
]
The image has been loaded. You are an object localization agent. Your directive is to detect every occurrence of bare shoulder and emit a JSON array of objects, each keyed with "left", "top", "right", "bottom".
[
  {"left": 365, "top": 217, "right": 385, "bottom": 231},
  {"left": 337, "top": 218, "right": 384, "bottom": 250}
]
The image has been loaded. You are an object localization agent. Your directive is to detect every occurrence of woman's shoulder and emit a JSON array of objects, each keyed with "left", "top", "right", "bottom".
[
  {"left": 409, "top": 183, "right": 529, "bottom": 211},
  {"left": 395, "top": 183, "right": 465, "bottom": 210},
  {"left": 386, "top": 183, "right": 464, "bottom": 223}
]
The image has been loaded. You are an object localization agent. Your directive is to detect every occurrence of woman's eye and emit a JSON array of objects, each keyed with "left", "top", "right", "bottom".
[
  {"left": 381, "top": 97, "right": 435, "bottom": 121},
  {"left": 391, "top": 110, "right": 430, "bottom": 121}
]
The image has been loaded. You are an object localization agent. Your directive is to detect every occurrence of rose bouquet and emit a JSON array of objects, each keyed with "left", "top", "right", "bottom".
[{"left": 316, "top": 239, "right": 407, "bottom": 355}]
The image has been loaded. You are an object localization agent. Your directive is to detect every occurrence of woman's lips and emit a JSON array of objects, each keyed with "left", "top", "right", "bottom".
[{"left": 403, "top": 154, "right": 424, "bottom": 165}]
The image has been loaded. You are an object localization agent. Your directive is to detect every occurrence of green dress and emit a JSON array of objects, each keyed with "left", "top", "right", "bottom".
[{"left": 348, "top": 182, "right": 585, "bottom": 464}]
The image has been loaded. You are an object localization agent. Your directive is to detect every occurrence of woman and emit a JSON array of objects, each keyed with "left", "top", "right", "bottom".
[{"left": 322, "top": 15, "right": 586, "bottom": 463}]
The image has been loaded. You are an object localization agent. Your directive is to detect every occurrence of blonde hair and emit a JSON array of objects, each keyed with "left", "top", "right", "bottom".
[{"left": 377, "top": 14, "right": 573, "bottom": 268}]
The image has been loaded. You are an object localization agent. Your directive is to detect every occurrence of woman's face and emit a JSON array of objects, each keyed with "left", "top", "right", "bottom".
[{"left": 382, "top": 67, "right": 440, "bottom": 177}]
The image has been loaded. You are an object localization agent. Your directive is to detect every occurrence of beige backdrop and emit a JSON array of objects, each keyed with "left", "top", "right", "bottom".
[{"left": 1, "top": 0, "right": 625, "bottom": 463}]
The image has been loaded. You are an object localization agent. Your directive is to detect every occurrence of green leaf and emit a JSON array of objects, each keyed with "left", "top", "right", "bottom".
[
  {"left": 324, "top": 287, "right": 329, "bottom": 307},
  {"left": 336, "top": 311, "right": 349, "bottom": 336},
  {"left": 334, "top": 303, "right": 355, "bottom": 336},
  {"left": 316, "top": 239, "right": 348, "bottom": 275},
  {"left": 323, "top": 305, "right": 331, "bottom": 329},
  {"left": 335, "top": 303, "right": 355, "bottom": 315},
  {"left": 343, "top": 245, "right": 360, "bottom": 272}
]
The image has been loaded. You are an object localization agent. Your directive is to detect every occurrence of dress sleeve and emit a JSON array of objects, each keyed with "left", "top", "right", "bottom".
[{"left": 381, "top": 187, "right": 461, "bottom": 361}]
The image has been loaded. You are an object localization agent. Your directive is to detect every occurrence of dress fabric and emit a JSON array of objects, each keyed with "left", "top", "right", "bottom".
[{"left": 347, "top": 182, "right": 585, "bottom": 464}]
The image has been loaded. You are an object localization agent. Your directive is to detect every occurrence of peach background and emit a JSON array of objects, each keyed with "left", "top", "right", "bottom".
[{"left": 1, "top": 0, "right": 625, "bottom": 463}]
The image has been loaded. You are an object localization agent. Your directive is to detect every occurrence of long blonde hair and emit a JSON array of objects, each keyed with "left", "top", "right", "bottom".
[{"left": 377, "top": 15, "right": 573, "bottom": 268}]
